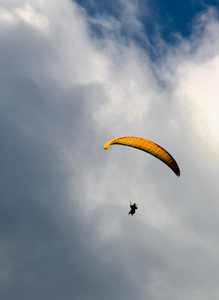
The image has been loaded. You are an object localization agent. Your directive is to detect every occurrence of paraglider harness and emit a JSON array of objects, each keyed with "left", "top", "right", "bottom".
[{"left": 128, "top": 202, "right": 138, "bottom": 216}]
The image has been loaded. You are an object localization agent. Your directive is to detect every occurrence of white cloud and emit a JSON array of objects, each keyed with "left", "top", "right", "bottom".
[
  {"left": 15, "top": 4, "right": 50, "bottom": 33},
  {"left": 0, "top": 7, "right": 15, "bottom": 24},
  {"left": 162, "top": 8, "right": 219, "bottom": 162},
  {"left": 0, "top": 3, "right": 50, "bottom": 34},
  {"left": 176, "top": 56, "right": 219, "bottom": 153}
]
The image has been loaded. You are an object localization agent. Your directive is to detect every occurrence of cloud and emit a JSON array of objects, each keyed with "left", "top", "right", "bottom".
[{"left": 1, "top": 1, "right": 219, "bottom": 299}]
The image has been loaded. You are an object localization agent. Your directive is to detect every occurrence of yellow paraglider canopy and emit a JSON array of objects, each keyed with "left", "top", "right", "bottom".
[{"left": 104, "top": 136, "right": 180, "bottom": 177}]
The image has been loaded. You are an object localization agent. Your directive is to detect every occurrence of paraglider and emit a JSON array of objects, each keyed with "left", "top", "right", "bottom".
[
  {"left": 104, "top": 136, "right": 180, "bottom": 177},
  {"left": 104, "top": 136, "right": 180, "bottom": 216}
]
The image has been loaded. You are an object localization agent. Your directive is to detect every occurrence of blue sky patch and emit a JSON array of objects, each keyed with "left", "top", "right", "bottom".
[{"left": 75, "top": 0, "right": 219, "bottom": 44}]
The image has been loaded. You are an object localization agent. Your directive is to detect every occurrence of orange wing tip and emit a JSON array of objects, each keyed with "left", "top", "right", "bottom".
[
  {"left": 104, "top": 140, "right": 113, "bottom": 149},
  {"left": 174, "top": 168, "right": 180, "bottom": 177}
]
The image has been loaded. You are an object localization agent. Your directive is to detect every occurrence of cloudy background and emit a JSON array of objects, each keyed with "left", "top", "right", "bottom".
[{"left": 1, "top": 0, "right": 219, "bottom": 299}]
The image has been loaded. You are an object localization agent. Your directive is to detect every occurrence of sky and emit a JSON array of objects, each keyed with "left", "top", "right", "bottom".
[{"left": 0, "top": 0, "right": 219, "bottom": 299}]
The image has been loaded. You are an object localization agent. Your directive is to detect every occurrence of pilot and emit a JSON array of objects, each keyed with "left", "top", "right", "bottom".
[{"left": 128, "top": 202, "right": 138, "bottom": 216}]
